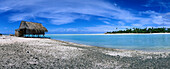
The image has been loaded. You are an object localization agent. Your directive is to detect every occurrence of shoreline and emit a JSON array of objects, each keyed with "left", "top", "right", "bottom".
[
  {"left": 0, "top": 35, "right": 170, "bottom": 68},
  {"left": 47, "top": 34, "right": 170, "bottom": 52},
  {"left": 50, "top": 38, "right": 170, "bottom": 53},
  {"left": 47, "top": 33, "right": 170, "bottom": 35}
]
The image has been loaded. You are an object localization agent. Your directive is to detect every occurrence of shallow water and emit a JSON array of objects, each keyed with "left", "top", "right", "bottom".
[{"left": 46, "top": 34, "right": 170, "bottom": 52}]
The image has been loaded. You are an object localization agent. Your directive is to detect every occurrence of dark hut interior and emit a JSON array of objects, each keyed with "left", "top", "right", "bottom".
[{"left": 15, "top": 21, "right": 48, "bottom": 37}]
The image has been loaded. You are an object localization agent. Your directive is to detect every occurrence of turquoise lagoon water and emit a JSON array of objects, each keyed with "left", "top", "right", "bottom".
[{"left": 46, "top": 34, "right": 170, "bottom": 52}]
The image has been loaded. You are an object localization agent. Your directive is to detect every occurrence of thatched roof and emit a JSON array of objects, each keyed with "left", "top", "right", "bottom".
[{"left": 16, "top": 21, "right": 48, "bottom": 32}]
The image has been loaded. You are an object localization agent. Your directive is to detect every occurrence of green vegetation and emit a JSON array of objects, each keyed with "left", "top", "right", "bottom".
[{"left": 106, "top": 27, "right": 170, "bottom": 34}]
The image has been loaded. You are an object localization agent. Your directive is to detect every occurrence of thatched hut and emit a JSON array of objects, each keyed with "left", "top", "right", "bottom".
[{"left": 15, "top": 21, "right": 48, "bottom": 37}]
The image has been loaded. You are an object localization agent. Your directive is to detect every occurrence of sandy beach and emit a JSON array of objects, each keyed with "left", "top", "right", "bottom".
[{"left": 0, "top": 35, "right": 170, "bottom": 69}]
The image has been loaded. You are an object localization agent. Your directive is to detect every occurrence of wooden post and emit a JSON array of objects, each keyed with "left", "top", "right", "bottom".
[{"left": 43, "top": 32, "right": 45, "bottom": 37}]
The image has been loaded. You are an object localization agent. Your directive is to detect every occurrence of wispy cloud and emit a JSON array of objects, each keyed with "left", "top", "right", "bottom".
[
  {"left": 144, "top": 0, "right": 170, "bottom": 8},
  {"left": 0, "top": 0, "right": 142, "bottom": 25},
  {"left": 49, "top": 25, "right": 132, "bottom": 33}
]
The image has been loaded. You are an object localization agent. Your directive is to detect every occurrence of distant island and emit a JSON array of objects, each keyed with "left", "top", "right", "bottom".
[{"left": 105, "top": 27, "right": 170, "bottom": 34}]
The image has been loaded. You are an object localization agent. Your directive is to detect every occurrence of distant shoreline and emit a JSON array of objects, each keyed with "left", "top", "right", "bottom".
[
  {"left": 46, "top": 33, "right": 170, "bottom": 35},
  {"left": 2, "top": 33, "right": 170, "bottom": 36},
  {"left": 105, "top": 33, "right": 170, "bottom": 34}
]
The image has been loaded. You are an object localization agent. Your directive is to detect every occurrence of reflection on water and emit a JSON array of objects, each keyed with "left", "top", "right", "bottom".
[{"left": 46, "top": 34, "right": 170, "bottom": 52}]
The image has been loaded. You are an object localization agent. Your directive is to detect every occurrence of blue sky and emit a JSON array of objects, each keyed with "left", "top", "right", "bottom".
[{"left": 0, "top": 0, "right": 170, "bottom": 34}]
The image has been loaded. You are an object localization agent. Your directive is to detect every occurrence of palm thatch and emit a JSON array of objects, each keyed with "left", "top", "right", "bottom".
[
  {"left": 15, "top": 21, "right": 48, "bottom": 37},
  {"left": 18, "top": 21, "right": 48, "bottom": 32}
]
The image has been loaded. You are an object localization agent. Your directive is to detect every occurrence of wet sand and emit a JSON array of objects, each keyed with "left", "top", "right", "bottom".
[{"left": 0, "top": 35, "right": 170, "bottom": 69}]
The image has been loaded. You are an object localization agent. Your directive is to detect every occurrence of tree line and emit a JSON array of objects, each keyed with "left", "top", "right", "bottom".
[{"left": 106, "top": 27, "right": 170, "bottom": 34}]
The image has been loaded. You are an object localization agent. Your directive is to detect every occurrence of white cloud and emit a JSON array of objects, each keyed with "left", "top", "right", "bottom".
[
  {"left": 50, "top": 28, "right": 79, "bottom": 32},
  {"left": 49, "top": 25, "right": 132, "bottom": 33},
  {"left": 9, "top": 13, "right": 35, "bottom": 22},
  {"left": 0, "top": 7, "right": 11, "bottom": 13},
  {"left": 152, "top": 15, "right": 164, "bottom": 25},
  {"left": 118, "top": 21, "right": 125, "bottom": 26},
  {"left": 84, "top": 25, "right": 115, "bottom": 32},
  {"left": 131, "top": 24, "right": 143, "bottom": 27},
  {"left": 103, "top": 21, "right": 110, "bottom": 24},
  {"left": 83, "top": 25, "right": 131, "bottom": 32},
  {"left": 144, "top": 0, "right": 170, "bottom": 8},
  {"left": 0, "top": 0, "right": 141, "bottom": 25}
]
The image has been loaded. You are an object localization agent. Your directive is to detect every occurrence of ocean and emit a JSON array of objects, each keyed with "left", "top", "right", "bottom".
[{"left": 46, "top": 34, "right": 170, "bottom": 52}]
